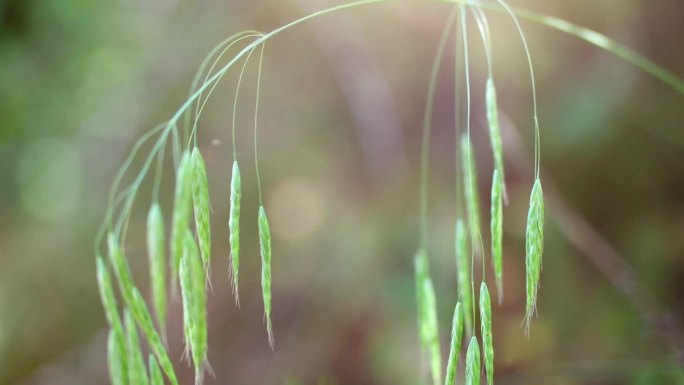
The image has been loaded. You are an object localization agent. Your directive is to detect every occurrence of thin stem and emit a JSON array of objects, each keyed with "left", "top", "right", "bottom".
[
  {"left": 419, "top": 6, "right": 459, "bottom": 250},
  {"left": 254, "top": 43, "right": 266, "bottom": 204},
  {"left": 233, "top": 45, "right": 261, "bottom": 160}
]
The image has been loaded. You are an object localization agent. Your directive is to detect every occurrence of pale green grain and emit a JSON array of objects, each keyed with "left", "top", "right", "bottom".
[
  {"left": 461, "top": 135, "right": 481, "bottom": 254},
  {"left": 422, "top": 278, "right": 441, "bottom": 385},
  {"left": 455, "top": 219, "right": 472, "bottom": 335},
  {"left": 170, "top": 152, "right": 193, "bottom": 292},
  {"left": 486, "top": 78, "right": 505, "bottom": 190},
  {"left": 108, "top": 327, "right": 128, "bottom": 385},
  {"left": 148, "top": 355, "right": 163, "bottom": 385},
  {"left": 125, "top": 311, "right": 149, "bottom": 385}
]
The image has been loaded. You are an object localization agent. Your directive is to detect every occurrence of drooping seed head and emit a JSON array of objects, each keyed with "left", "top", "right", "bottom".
[
  {"left": 480, "top": 282, "right": 494, "bottom": 385},
  {"left": 147, "top": 202, "right": 167, "bottom": 337},
  {"left": 486, "top": 77, "right": 506, "bottom": 197},
  {"left": 455, "top": 218, "right": 472, "bottom": 335},
  {"left": 258, "top": 206, "right": 274, "bottom": 348},
  {"left": 191, "top": 147, "right": 212, "bottom": 272},
  {"left": 125, "top": 310, "right": 150, "bottom": 385},
  {"left": 228, "top": 160, "right": 242, "bottom": 305},
  {"left": 148, "top": 355, "right": 163, "bottom": 385},
  {"left": 170, "top": 151, "right": 193, "bottom": 293},
  {"left": 180, "top": 230, "right": 208, "bottom": 382},
  {"left": 524, "top": 178, "right": 545, "bottom": 333},
  {"left": 107, "top": 233, "right": 136, "bottom": 307},
  {"left": 422, "top": 278, "right": 441, "bottom": 385},
  {"left": 445, "top": 302, "right": 464, "bottom": 385},
  {"left": 465, "top": 336, "right": 481, "bottom": 385},
  {"left": 490, "top": 170, "right": 504, "bottom": 302},
  {"left": 107, "top": 327, "right": 127, "bottom": 385},
  {"left": 96, "top": 256, "right": 123, "bottom": 334},
  {"left": 461, "top": 135, "right": 481, "bottom": 255}
]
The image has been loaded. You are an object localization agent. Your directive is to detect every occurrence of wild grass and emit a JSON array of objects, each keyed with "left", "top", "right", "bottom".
[{"left": 92, "top": 1, "right": 684, "bottom": 384}]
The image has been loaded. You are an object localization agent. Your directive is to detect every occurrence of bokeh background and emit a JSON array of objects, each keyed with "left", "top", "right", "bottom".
[{"left": 1, "top": 0, "right": 683, "bottom": 384}]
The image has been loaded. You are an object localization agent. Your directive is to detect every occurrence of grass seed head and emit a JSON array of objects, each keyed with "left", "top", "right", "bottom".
[
  {"left": 465, "top": 336, "right": 481, "bottom": 385},
  {"left": 171, "top": 151, "right": 193, "bottom": 293},
  {"left": 191, "top": 147, "right": 212, "bottom": 272},
  {"left": 96, "top": 256, "right": 123, "bottom": 334},
  {"left": 422, "top": 278, "right": 441, "bottom": 385},
  {"left": 524, "top": 178, "right": 545, "bottom": 333},
  {"left": 125, "top": 310, "right": 149, "bottom": 385},
  {"left": 180, "top": 230, "right": 208, "bottom": 382},
  {"left": 486, "top": 77, "right": 505, "bottom": 194},
  {"left": 445, "top": 302, "right": 465, "bottom": 385},
  {"left": 229, "top": 160, "right": 242, "bottom": 305},
  {"left": 455, "top": 218, "right": 472, "bottom": 335},
  {"left": 490, "top": 170, "right": 504, "bottom": 302},
  {"left": 148, "top": 355, "right": 163, "bottom": 385},
  {"left": 258, "top": 205, "right": 274, "bottom": 348},
  {"left": 461, "top": 135, "right": 481, "bottom": 255},
  {"left": 480, "top": 282, "right": 494, "bottom": 385},
  {"left": 107, "top": 233, "right": 136, "bottom": 307},
  {"left": 147, "top": 202, "right": 167, "bottom": 337},
  {"left": 107, "top": 327, "right": 128, "bottom": 385}
]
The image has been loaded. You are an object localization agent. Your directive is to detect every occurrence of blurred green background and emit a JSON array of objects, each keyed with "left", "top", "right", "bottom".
[{"left": 0, "top": 0, "right": 683, "bottom": 384}]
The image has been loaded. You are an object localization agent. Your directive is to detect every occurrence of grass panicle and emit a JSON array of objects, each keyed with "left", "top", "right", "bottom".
[
  {"left": 490, "top": 170, "right": 503, "bottom": 302},
  {"left": 455, "top": 219, "right": 472, "bottom": 335},
  {"left": 128, "top": 287, "right": 179, "bottom": 385},
  {"left": 180, "top": 230, "right": 208, "bottom": 384},
  {"left": 148, "top": 355, "right": 163, "bottom": 385},
  {"left": 191, "top": 147, "right": 212, "bottom": 272},
  {"left": 485, "top": 78, "right": 505, "bottom": 197},
  {"left": 258, "top": 205, "right": 274, "bottom": 348},
  {"left": 479, "top": 282, "right": 494, "bottom": 385},
  {"left": 146, "top": 203, "right": 167, "bottom": 337},
  {"left": 422, "top": 277, "right": 442, "bottom": 385},
  {"left": 171, "top": 152, "right": 193, "bottom": 293},
  {"left": 465, "top": 336, "right": 481, "bottom": 385},
  {"left": 229, "top": 160, "right": 242, "bottom": 305},
  {"left": 444, "top": 302, "right": 464, "bottom": 385},
  {"left": 107, "top": 327, "right": 128, "bottom": 385},
  {"left": 125, "top": 311, "right": 149, "bottom": 385},
  {"left": 461, "top": 135, "right": 481, "bottom": 255},
  {"left": 524, "top": 178, "right": 544, "bottom": 333}
]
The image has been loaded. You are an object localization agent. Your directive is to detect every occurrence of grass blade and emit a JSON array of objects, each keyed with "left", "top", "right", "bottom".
[
  {"left": 465, "top": 336, "right": 481, "bottom": 385},
  {"left": 229, "top": 160, "right": 241, "bottom": 305},
  {"left": 444, "top": 302, "right": 464, "bottom": 385},
  {"left": 258, "top": 206, "right": 274, "bottom": 348},
  {"left": 479, "top": 283, "right": 493, "bottom": 385},
  {"left": 192, "top": 147, "right": 212, "bottom": 272},
  {"left": 524, "top": 178, "right": 544, "bottom": 333},
  {"left": 490, "top": 170, "right": 503, "bottom": 302},
  {"left": 147, "top": 203, "right": 167, "bottom": 337}
]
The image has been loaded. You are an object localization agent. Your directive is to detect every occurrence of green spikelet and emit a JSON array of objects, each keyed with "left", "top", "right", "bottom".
[
  {"left": 191, "top": 147, "right": 212, "bottom": 271},
  {"left": 490, "top": 170, "right": 504, "bottom": 302},
  {"left": 128, "top": 288, "right": 179, "bottom": 385},
  {"left": 465, "top": 337, "right": 481, "bottom": 385},
  {"left": 148, "top": 355, "right": 163, "bottom": 385},
  {"left": 107, "top": 327, "right": 128, "bottom": 385},
  {"left": 486, "top": 78, "right": 505, "bottom": 193},
  {"left": 480, "top": 283, "right": 494, "bottom": 385},
  {"left": 455, "top": 219, "right": 472, "bottom": 335},
  {"left": 229, "top": 160, "right": 241, "bottom": 305},
  {"left": 170, "top": 152, "right": 193, "bottom": 292},
  {"left": 444, "top": 302, "right": 464, "bottom": 385},
  {"left": 180, "top": 230, "right": 208, "bottom": 384},
  {"left": 125, "top": 311, "right": 149, "bottom": 385},
  {"left": 524, "top": 178, "right": 544, "bottom": 332},
  {"left": 422, "top": 278, "right": 441, "bottom": 385},
  {"left": 147, "top": 203, "right": 167, "bottom": 336},
  {"left": 258, "top": 206, "right": 274, "bottom": 348},
  {"left": 461, "top": 135, "right": 481, "bottom": 255},
  {"left": 106, "top": 233, "right": 136, "bottom": 307},
  {"left": 96, "top": 256, "right": 124, "bottom": 334}
]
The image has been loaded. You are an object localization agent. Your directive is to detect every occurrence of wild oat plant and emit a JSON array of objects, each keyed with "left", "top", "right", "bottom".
[{"left": 94, "top": 1, "right": 684, "bottom": 384}]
